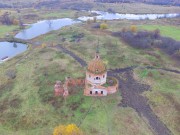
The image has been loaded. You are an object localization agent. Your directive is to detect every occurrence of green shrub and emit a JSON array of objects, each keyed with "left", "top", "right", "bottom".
[{"left": 100, "top": 23, "right": 108, "bottom": 29}]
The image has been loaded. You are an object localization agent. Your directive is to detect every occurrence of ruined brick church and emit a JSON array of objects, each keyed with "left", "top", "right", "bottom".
[
  {"left": 84, "top": 49, "right": 118, "bottom": 96},
  {"left": 54, "top": 49, "right": 118, "bottom": 97}
]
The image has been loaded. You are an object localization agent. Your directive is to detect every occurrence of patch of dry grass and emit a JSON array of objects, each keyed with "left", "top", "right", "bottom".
[{"left": 134, "top": 68, "right": 180, "bottom": 135}]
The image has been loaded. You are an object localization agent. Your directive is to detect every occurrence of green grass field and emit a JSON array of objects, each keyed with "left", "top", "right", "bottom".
[
  {"left": 0, "top": 4, "right": 180, "bottom": 134},
  {"left": 138, "top": 25, "right": 180, "bottom": 41},
  {"left": 0, "top": 46, "right": 154, "bottom": 135},
  {"left": 95, "top": 2, "right": 180, "bottom": 14},
  {"left": 0, "top": 25, "right": 18, "bottom": 38},
  {"left": 41, "top": 9, "right": 89, "bottom": 19}
]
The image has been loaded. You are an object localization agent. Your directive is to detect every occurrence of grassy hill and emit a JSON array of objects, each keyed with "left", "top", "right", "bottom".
[
  {"left": 0, "top": 41, "right": 153, "bottom": 135},
  {"left": 0, "top": 2, "right": 180, "bottom": 135},
  {"left": 0, "top": 18, "right": 180, "bottom": 134}
]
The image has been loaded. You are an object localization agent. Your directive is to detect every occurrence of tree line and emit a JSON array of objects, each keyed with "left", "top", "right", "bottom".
[
  {"left": 0, "top": 11, "right": 24, "bottom": 29},
  {"left": 113, "top": 26, "right": 180, "bottom": 59},
  {"left": 95, "top": 0, "right": 180, "bottom": 6}
]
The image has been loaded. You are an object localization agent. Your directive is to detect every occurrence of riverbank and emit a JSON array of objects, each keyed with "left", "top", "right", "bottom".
[{"left": 0, "top": 37, "right": 30, "bottom": 44}]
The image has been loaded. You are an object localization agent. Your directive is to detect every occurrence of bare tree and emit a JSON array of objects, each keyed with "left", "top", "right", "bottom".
[
  {"left": 46, "top": 20, "right": 53, "bottom": 28},
  {"left": 18, "top": 16, "right": 24, "bottom": 29},
  {"left": 2, "top": 12, "right": 11, "bottom": 25},
  {"left": 16, "top": 9, "right": 24, "bottom": 29}
]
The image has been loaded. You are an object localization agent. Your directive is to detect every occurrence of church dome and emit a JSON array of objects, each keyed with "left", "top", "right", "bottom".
[{"left": 87, "top": 53, "right": 106, "bottom": 74}]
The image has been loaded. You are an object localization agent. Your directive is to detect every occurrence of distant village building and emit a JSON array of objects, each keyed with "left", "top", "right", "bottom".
[{"left": 54, "top": 48, "right": 118, "bottom": 97}]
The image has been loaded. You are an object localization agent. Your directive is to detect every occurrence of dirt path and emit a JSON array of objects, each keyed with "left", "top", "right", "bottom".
[
  {"left": 110, "top": 70, "right": 172, "bottom": 135},
  {"left": 144, "top": 66, "right": 180, "bottom": 74},
  {"left": 54, "top": 45, "right": 177, "bottom": 135},
  {"left": 109, "top": 66, "right": 180, "bottom": 75},
  {"left": 55, "top": 45, "right": 87, "bottom": 67}
]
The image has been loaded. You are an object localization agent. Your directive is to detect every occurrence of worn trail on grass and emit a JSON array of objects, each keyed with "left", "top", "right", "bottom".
[
  {"left": 55, "top": 45, "right": 175, "bottom": 135},
  {"left": 108, "top": 70, "right": 172, "bottom": 135},
  {"left": 55, "top": 45, "right": 87, "bottom": 67}
]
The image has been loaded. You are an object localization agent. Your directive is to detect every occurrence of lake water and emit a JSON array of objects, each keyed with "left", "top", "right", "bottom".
[
  {"left": 0, "top": 42, "right": 27, "bottom": 62},
  {"left": 15, "top": 18, "right": 80, "bottom": 40},
  {"left": 15, "top": 11, "right": 180, "bottom": 40}
]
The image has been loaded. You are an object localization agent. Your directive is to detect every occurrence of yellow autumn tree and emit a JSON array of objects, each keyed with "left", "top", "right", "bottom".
[
  {"left": 41, "top": 43, "right": 47, "bottom": 48},
  {"left": 130, "top": 25, "right": 137, "bottom": 33},
  {"left": 100, "top": 23, "right": 108, "bottom": 29},
  {"left": 12, "top": 19, "right": 19, "bottom": 25},
  {"left": 53, "top": 124, "right": 83, "bottom": 135},
  {"left": 53, "top": 125, "right": 66, "bottom": 135}
]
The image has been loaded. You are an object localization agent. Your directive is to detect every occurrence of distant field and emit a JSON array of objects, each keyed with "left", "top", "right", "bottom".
[
  {"left": 0, "top": 0, "right": 42, "bottom": 4},
  {"left": 138, "top": 25, "right": 180, "bottom": 41},
  {"left": 1, "top": 0, "right": 180, "bottom": 14},
  {"left": 0, "top": 25, "right": 18, "bottom": 38},
  {"left": 96, "top": 0, "right": 180, "bottom": 6},
  {"left": 97, "top": 2, "right": 180, "bottom": 14}
]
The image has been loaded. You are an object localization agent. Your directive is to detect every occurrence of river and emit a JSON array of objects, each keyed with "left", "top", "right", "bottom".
[{"left": 1, "top": 11, "right": 179, "bottom": 62}]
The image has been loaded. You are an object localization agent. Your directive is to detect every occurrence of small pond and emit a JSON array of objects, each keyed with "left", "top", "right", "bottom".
[
  {"left": 15, "top": 18, "right": 80, "bottom": 40},
  {"left": 0, "top": 42, "right": 27, "bottom": 63}
]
